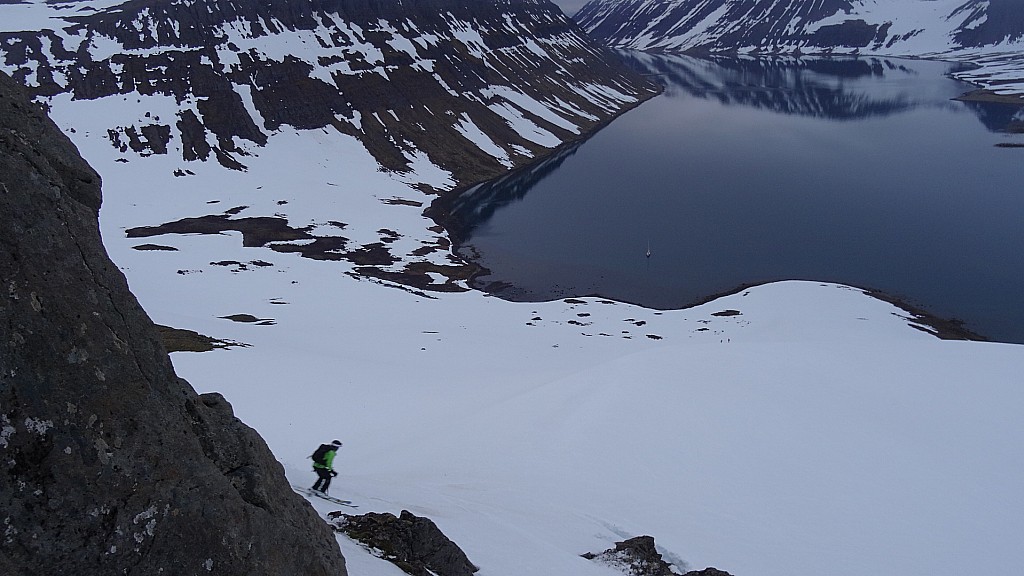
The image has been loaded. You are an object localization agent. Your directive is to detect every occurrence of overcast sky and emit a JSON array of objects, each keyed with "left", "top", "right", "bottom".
[{"left": 551, "top": 0, "right": 590, "bottom": 17}]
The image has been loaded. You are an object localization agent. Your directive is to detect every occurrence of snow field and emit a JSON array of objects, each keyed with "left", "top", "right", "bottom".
[
  {"left": 155, "top": 224, "right": 1024, "bottom": 576},
  {"left": 50, "top": 89, "right": 1024, "bottom": 573}
]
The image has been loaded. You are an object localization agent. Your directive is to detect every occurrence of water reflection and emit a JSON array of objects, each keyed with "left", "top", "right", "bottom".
[
  {"left": 960, "top": 98, "right": 1024, "bottom": 133},
  {"left": 620, "top": 51, "right": 1023, "bottom": 128},
  {"left": 428, "top": 142, "right": 582, "bottom": 245},
  {"left": 625, "top": 53, "right": 920, "bottom": 119},
  {"left": 435, "top": 53, "right": 1024, "bottom": 342}
]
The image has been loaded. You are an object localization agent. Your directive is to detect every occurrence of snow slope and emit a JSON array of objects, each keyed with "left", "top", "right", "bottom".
[
  {"left": 36, "top": 69, "right": 1024, "bottom": 576},
  {"left": 156, "top": 236, "right": 1024, "bottom": 576},
  {"left": 2, "top": 1, "right": 1023, "bottom": 575}
]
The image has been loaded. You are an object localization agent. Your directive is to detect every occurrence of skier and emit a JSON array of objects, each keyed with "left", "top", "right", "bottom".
[{"left": 310, "top": 439, "right": 342, "bottom": 495}]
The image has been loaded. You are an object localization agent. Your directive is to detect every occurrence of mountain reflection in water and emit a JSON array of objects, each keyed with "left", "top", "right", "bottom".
[{"left": 435, "top": 53, "right": 1024, "bottom": 343}]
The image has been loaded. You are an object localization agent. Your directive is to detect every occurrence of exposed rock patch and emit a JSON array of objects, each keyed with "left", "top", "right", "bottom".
[
  {"left": 582, "top": 535, "right": 679, "bottom": 576},
  {"left": 220, "top": 313, "right": 276, "bottom": 325},
  {"left": 583, "top": 535, "right": 735, "bottom": 576},
  {"left": 126, "top": 212, "right": 478, "bottom": 291},
  {"left": 330, "top": 510, "right": 478, "bottom": 576},
  {"left": 155, "top": 324, "right": 249, "bottom": 353},
  {"left": 683, "top": 569, "right": 735, "bottom": 576}
]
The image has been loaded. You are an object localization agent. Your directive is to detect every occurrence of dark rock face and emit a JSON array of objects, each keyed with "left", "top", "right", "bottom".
[
  {"left": 331, "top": 509, "right": 478, "bottom": 576},
  {"left": 0, "top": 70, "right": 345, "bottom": 576}
]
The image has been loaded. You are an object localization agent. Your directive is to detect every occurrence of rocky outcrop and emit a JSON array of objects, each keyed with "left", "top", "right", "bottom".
[
  {"left": 0, "top": 70, "right": 346, "bottom": 575},
  {"left": 683, "top": 569, "right": 734, "bottom": 576},
  {"left": 583, "top": 535, "right": 679, "bottom": 576},
  {"left": 583, "top": 535, "right": 735, "bottom": 576},
  {"left": 330, "top": 509, "right": 478, "bottom": 576}
]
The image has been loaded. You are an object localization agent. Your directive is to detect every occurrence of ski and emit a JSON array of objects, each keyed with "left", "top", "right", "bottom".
[
  {"left": 313, "top": 493, "right": 356, "bottom": 507},
  {"left": 291, "top": 484, "right": 358, "bottom": 507}
]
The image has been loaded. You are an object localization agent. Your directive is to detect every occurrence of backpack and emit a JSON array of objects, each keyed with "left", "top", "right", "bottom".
[{"left": 311, "top": 444, "right": 332, "bottom": 465}]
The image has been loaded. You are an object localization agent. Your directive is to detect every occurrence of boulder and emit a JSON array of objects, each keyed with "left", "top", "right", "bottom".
[
  {"left": 0, "top": 70, "right": 346, "bottom": 576},
  {"left": 582, "top": 535, "right": 736, "bottom": 576},
  {"left": 583, "top": 535, "right": 679, "bottom": 576},
  {"left": 331, "top": 509, "right": 478, "bottom": 576}
]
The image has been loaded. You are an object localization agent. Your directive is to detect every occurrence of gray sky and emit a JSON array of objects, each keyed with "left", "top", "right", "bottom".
[{"left": 550, "top": 0, "right": 590, "bottom": 17}]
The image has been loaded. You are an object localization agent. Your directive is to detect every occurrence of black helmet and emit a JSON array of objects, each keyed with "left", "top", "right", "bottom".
[{"left": 331, "top": 440, "right": 342, "bottom": 446}]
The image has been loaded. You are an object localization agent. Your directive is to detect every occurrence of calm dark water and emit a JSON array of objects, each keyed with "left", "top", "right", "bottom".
[{"left": 440, "top": 53, "right": 1024, "bottom": 343}]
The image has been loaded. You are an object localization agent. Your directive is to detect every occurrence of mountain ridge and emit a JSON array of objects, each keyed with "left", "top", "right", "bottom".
[{"left": 575, "top": 0, "right": 1024, "bottom": 96}]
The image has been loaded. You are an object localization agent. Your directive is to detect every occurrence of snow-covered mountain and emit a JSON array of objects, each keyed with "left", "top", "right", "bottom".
[
  {"left": 0, "top": 0, "right": 657, "bottom": 294},
  {"left": 4, "top": 1, "right": 1024, "bottom": 576},
  {"left": 1, "top": 0, "right": 656, "bottom": 184},
  {"left": 575, "top": 0, "right": 1024, "bottom": 95},
  {"left": 576, "top": 0, "right": 1024, "bottom": 52}
]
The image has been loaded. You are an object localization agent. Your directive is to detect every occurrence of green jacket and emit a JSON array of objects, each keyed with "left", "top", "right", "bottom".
[{"left": 313, "top": 446, "right": 337, "bottom": 470}]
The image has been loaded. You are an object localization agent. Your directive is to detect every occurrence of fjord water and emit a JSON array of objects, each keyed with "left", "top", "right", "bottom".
[{"left": 445, "top": 53, "right": 1024, "bottom": 343}]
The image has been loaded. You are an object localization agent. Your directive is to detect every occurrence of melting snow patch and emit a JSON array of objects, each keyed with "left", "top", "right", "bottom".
[
  {"left": 484, "top": 85, "right": 581, "bottom": 134},
  {"left": 454, "top": 113, "right": 513, "bottom": 167},
  {"left": 395, "top": 150, "right": 455, "bottom": 190}
]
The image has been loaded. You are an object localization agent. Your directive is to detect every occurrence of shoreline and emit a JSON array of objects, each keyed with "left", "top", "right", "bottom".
[
  {"left": 954, "top": 88, "right": 1024, "bottom": 105},
  {"left": 422, "top": 81, "right": 664, "bottom": 225},
  {"left": 472, "top": 279, "right": 992, "bottom": 343},
  {"left": 428, "top": 51, "right": 1014, "bottom": 345}
]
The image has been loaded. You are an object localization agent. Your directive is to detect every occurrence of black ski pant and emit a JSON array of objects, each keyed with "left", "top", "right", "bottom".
[{"left": 312, "top": 468, "right": 334, "bottom": 492}]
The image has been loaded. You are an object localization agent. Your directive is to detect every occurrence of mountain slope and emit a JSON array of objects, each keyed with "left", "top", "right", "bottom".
[
  {"left": 577, "top": 0, "right": 1024, "bottom": 52},
  {"left": 1, "top": 0, "right": 657, "bottom": 185},
  {"left": 0, "top": 0, "right": 657, "bottom": 293},
  {"left": 576, "top": 0, "right": 1024, "bottom": 95}
]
